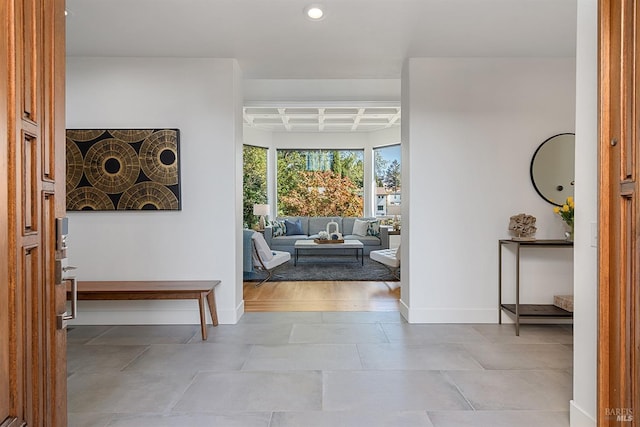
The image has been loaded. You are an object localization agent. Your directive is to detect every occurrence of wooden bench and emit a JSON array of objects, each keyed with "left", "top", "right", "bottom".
[{"left": 70, "top": 280, "right": 221, "bottom": 340}]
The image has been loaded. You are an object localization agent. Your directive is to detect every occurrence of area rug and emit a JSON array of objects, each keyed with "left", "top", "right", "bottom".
[{"left": 244, "top": 255, "right": 398, "bottom": 282}]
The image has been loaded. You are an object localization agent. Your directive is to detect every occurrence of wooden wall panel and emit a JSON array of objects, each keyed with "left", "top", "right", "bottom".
[
  {"left": 21, "top": 132, "right": 38, "bottom": 233},
  {"left": 20, "top": 0, "right": 41, "bottom": 125}
]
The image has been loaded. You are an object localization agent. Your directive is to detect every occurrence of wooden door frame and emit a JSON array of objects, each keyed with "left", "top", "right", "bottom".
[
  {"left": 598, "top": 0, "right": 639, "bottom": 424},
  {"left": 1, "top": 0, "right": 67, "bottom": 425},
  {"left": 0, "top": 0, "right": 11, "bottom": 422}
]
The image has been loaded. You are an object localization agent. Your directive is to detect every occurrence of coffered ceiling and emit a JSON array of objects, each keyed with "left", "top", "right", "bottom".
[{"left": 243, "top": 105, "right": 400, "bottom": 132}]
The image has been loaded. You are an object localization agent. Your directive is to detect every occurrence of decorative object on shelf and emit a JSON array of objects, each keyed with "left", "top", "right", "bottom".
[
  {"left": 553, "top": 196, "right": 575, "bottom": 241},
  {"left": 508, "top": 213, "right": 537, "bottom": 241},
  {"left": 313, "top": 238, "right": 345, "bottom": 244},
  {"left": 66, "top": 128, "right": 181, "bottom": 211},
  {"left": 387, "top": 204, "right": 401, "bottom": 231},
  {"left": 253, "top": 203, "right": 270, "bottom": 230},
  {"left": 326, "top": 221, "right": 343, "bottom": 240}
]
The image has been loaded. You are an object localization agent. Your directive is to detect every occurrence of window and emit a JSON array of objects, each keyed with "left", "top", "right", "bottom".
[
  {"left": 374, "top": 144, "right": 401, "bottom": 216},
  {"left": 277, "top": 149, "right": 364, "bottom": 217},
  {"left": 243, "top": 145, "right": 268, "bottom": 228}
]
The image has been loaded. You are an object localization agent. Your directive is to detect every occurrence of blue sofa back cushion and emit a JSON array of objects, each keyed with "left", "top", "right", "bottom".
[{"left": 285, "top": 218, "right": 305, "bottom": 235}]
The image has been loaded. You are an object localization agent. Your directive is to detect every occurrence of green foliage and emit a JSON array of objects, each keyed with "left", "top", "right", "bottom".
[
  {"left": 242, "top": 145, "right": 267, "bottom": 228},
  {"left": 374, "top": 150, "right": 388, "bottom": 187},
  {"left": 332, "top": 150, "right": 364, "bottom": 188},
  {"left": 276, "top": 150, "right": 307, "bottom": 215},
  {"left": 279, "top": 171, "right": 363, "bottom": 217},
  {"left": 277, "top": 149, "right": 363, "bottom": 217},
  {"left": 383, "top": 159, "right": 401, "bottom": 192}
]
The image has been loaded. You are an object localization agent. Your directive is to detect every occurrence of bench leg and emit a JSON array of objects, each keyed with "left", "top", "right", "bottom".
[
  {"left": 206, "top": 289, "right": 218, "bottom": 326},
  {"left": 198, "top": 293, "right": 207, "bottom": 340}
]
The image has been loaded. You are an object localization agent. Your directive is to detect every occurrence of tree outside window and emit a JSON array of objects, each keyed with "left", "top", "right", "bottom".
[
  {"left": 243, "top": 145, "right": 268, "bottom": 228},
  {"left": 277, "top": 149, "right": 364, "bottom": 217},
  {"left": 373, "top": 144, "right": 401, "bottom": 217}
]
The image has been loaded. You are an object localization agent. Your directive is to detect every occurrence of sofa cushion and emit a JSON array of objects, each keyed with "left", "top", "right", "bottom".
[
  {"left": 367, "top": 220, "right": 381, "bottom": 237},
  {"left": 342, "top": 217, "right": 355, "bottom": 235},
  {"left": 352, "top": 219, "right": 369, "bottom": 236},
  {"left": 370, "top": 247, "right": 400, "bottom": 268},
  {"left": 271, "top": 220, "right": 286, "bottom": 237},
  {"left": 309, "top": 217, "right": 342, "bottom": 235},
  {"left": 285, "top": 218, "right": 305, "bottom": 235},
  {"left": 344, "top": 235, "right": 381, "bottom": 246},
  {"left": 270, "top": 235, "right": 309, "bottom": 245},
  {"left": 277, "top": 217, "right": 309, "bottom": 235}
]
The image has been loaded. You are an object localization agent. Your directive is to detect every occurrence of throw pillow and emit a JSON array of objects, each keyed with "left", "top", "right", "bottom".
[
  {"left": 352, "top": 219, "right": 369, "bottom": 237},
  {"left": 366, "top": 220, "right": 381, "bottom": 237},
  {"left": 271, "top": 220, "right": 286, "bottom": 237},
  {"left": 285, "top": 218, "right": 304, "bottom": 235}
]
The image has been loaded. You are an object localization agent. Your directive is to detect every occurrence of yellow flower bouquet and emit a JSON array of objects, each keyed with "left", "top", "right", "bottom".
[{"left": 553, "top": 196, "right": 574, "bottom": 240}]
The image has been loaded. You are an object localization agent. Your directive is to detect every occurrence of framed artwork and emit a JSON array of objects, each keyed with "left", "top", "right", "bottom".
[{"left": 66, "top": 129, "right": 181, "bottom": 211}]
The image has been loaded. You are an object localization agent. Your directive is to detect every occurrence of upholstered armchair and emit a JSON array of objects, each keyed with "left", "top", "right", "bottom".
[{"left": 251, "top": 231, "right": 291, "bottom": 287}]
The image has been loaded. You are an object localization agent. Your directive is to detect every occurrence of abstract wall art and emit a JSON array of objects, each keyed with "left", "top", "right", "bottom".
[{"left": 66, "top": 129, "right": 181, "bottom": 211}]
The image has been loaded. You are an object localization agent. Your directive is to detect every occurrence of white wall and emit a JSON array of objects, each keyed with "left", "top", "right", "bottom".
[
  {"left": 66, "top": 57, "right": 244, "bottom": 325},
  {"left": 571, "top": 0, "right": 598, "bottom": 425},
  {"left": 401, "top": 58, "right": 576, "bottom": 323},
  {"left": 244, "top": 79, "right": 400, "bottom": 103}
]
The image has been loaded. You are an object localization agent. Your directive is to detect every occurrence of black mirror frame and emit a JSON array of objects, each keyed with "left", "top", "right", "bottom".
[{"left": 529, "top": 132, "right": 575, "bottom": 207}]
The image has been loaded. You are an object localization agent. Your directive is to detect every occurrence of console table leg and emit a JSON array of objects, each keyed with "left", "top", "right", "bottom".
[
  {"left": 198, "top": 293, "right": 207, "bottom": 340},
  {"left": 206, "top": 290, "right": 218, "bottom": 326},
  {"left": 498, "top": 241, "right": 502, "bottom": 324},
  {"left": 515, "top": 243, "right": 521, "bottom": 336}
]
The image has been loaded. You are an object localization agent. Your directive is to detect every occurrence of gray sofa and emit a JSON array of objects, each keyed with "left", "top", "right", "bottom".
[{"left": 263, "top": 216, "right": 389, "bottom": 255}]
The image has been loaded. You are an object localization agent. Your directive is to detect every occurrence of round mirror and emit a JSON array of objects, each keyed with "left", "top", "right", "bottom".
[{"left": 530, "top": 133, "right": 575, "bottom": 206}]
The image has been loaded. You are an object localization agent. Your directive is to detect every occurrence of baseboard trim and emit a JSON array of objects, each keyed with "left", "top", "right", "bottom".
[
  {"left": 68, "top": 300, "right": 241, "bottom": 325},
  {"left": 235, "top": 299, "right": 245, "bottom": 323},
  {"left": 399, "top": 298, "right": 410, "bottom": 322},
  {"left": 570, "top": 400, "right": 596, "bottom": 427},
  {"left": 403, "top": 307, "right": 497, "bottom": 323}
]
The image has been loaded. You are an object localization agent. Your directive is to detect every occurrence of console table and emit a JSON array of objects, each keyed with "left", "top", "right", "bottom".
[
  {"left": 498, "top": 239, "right": 573, "bottom": 335},
  {"left": 69, "top": 280, "right": 220, "bottom": 340}
]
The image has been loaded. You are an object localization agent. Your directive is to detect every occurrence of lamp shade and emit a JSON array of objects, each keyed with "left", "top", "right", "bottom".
[
  {"left": 253, "top": 204, "right": 270, "bottom": 216},
  {"left": 387, "top": 204, "right": 401, "bottom": 216}
]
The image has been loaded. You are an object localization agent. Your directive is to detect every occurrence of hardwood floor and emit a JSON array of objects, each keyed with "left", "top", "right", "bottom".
[{"left": 243, "top": 280, "right": 401, "bottom": 312}]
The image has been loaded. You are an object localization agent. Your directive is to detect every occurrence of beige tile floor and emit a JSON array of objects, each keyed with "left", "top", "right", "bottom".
[{"left": 67, "top": 312, "right": 572, "bottom": 427}]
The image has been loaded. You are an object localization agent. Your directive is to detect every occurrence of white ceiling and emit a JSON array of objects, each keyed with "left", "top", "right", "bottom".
[
  {"left": 66, "top": 0, "right": 577, "bottom": 79},
  {"left": 65, "top": 0, "right": 576, "bottom": 132}
]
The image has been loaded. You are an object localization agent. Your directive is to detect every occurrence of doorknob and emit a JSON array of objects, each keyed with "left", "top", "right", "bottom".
[{"left": 57, "top": 276, "right": 78, "bottom": 330}]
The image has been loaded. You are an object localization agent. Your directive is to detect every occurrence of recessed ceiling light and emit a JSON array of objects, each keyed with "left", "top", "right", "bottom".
[{"left": 304, "top": 4, "right": 325, "bottom": 21}]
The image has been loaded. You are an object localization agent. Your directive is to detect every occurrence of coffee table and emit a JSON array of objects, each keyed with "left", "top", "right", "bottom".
[{"left": 294, "top": 239, "right": 364, "bottom": 266}]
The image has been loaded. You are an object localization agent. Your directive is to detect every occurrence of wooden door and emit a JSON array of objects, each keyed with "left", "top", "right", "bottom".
[
  {"left": 599, "top": 0, "right": 640, "bottom": 424},
  {"left": 1, "top": 0, "right": 67, "bottom": 426}
]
